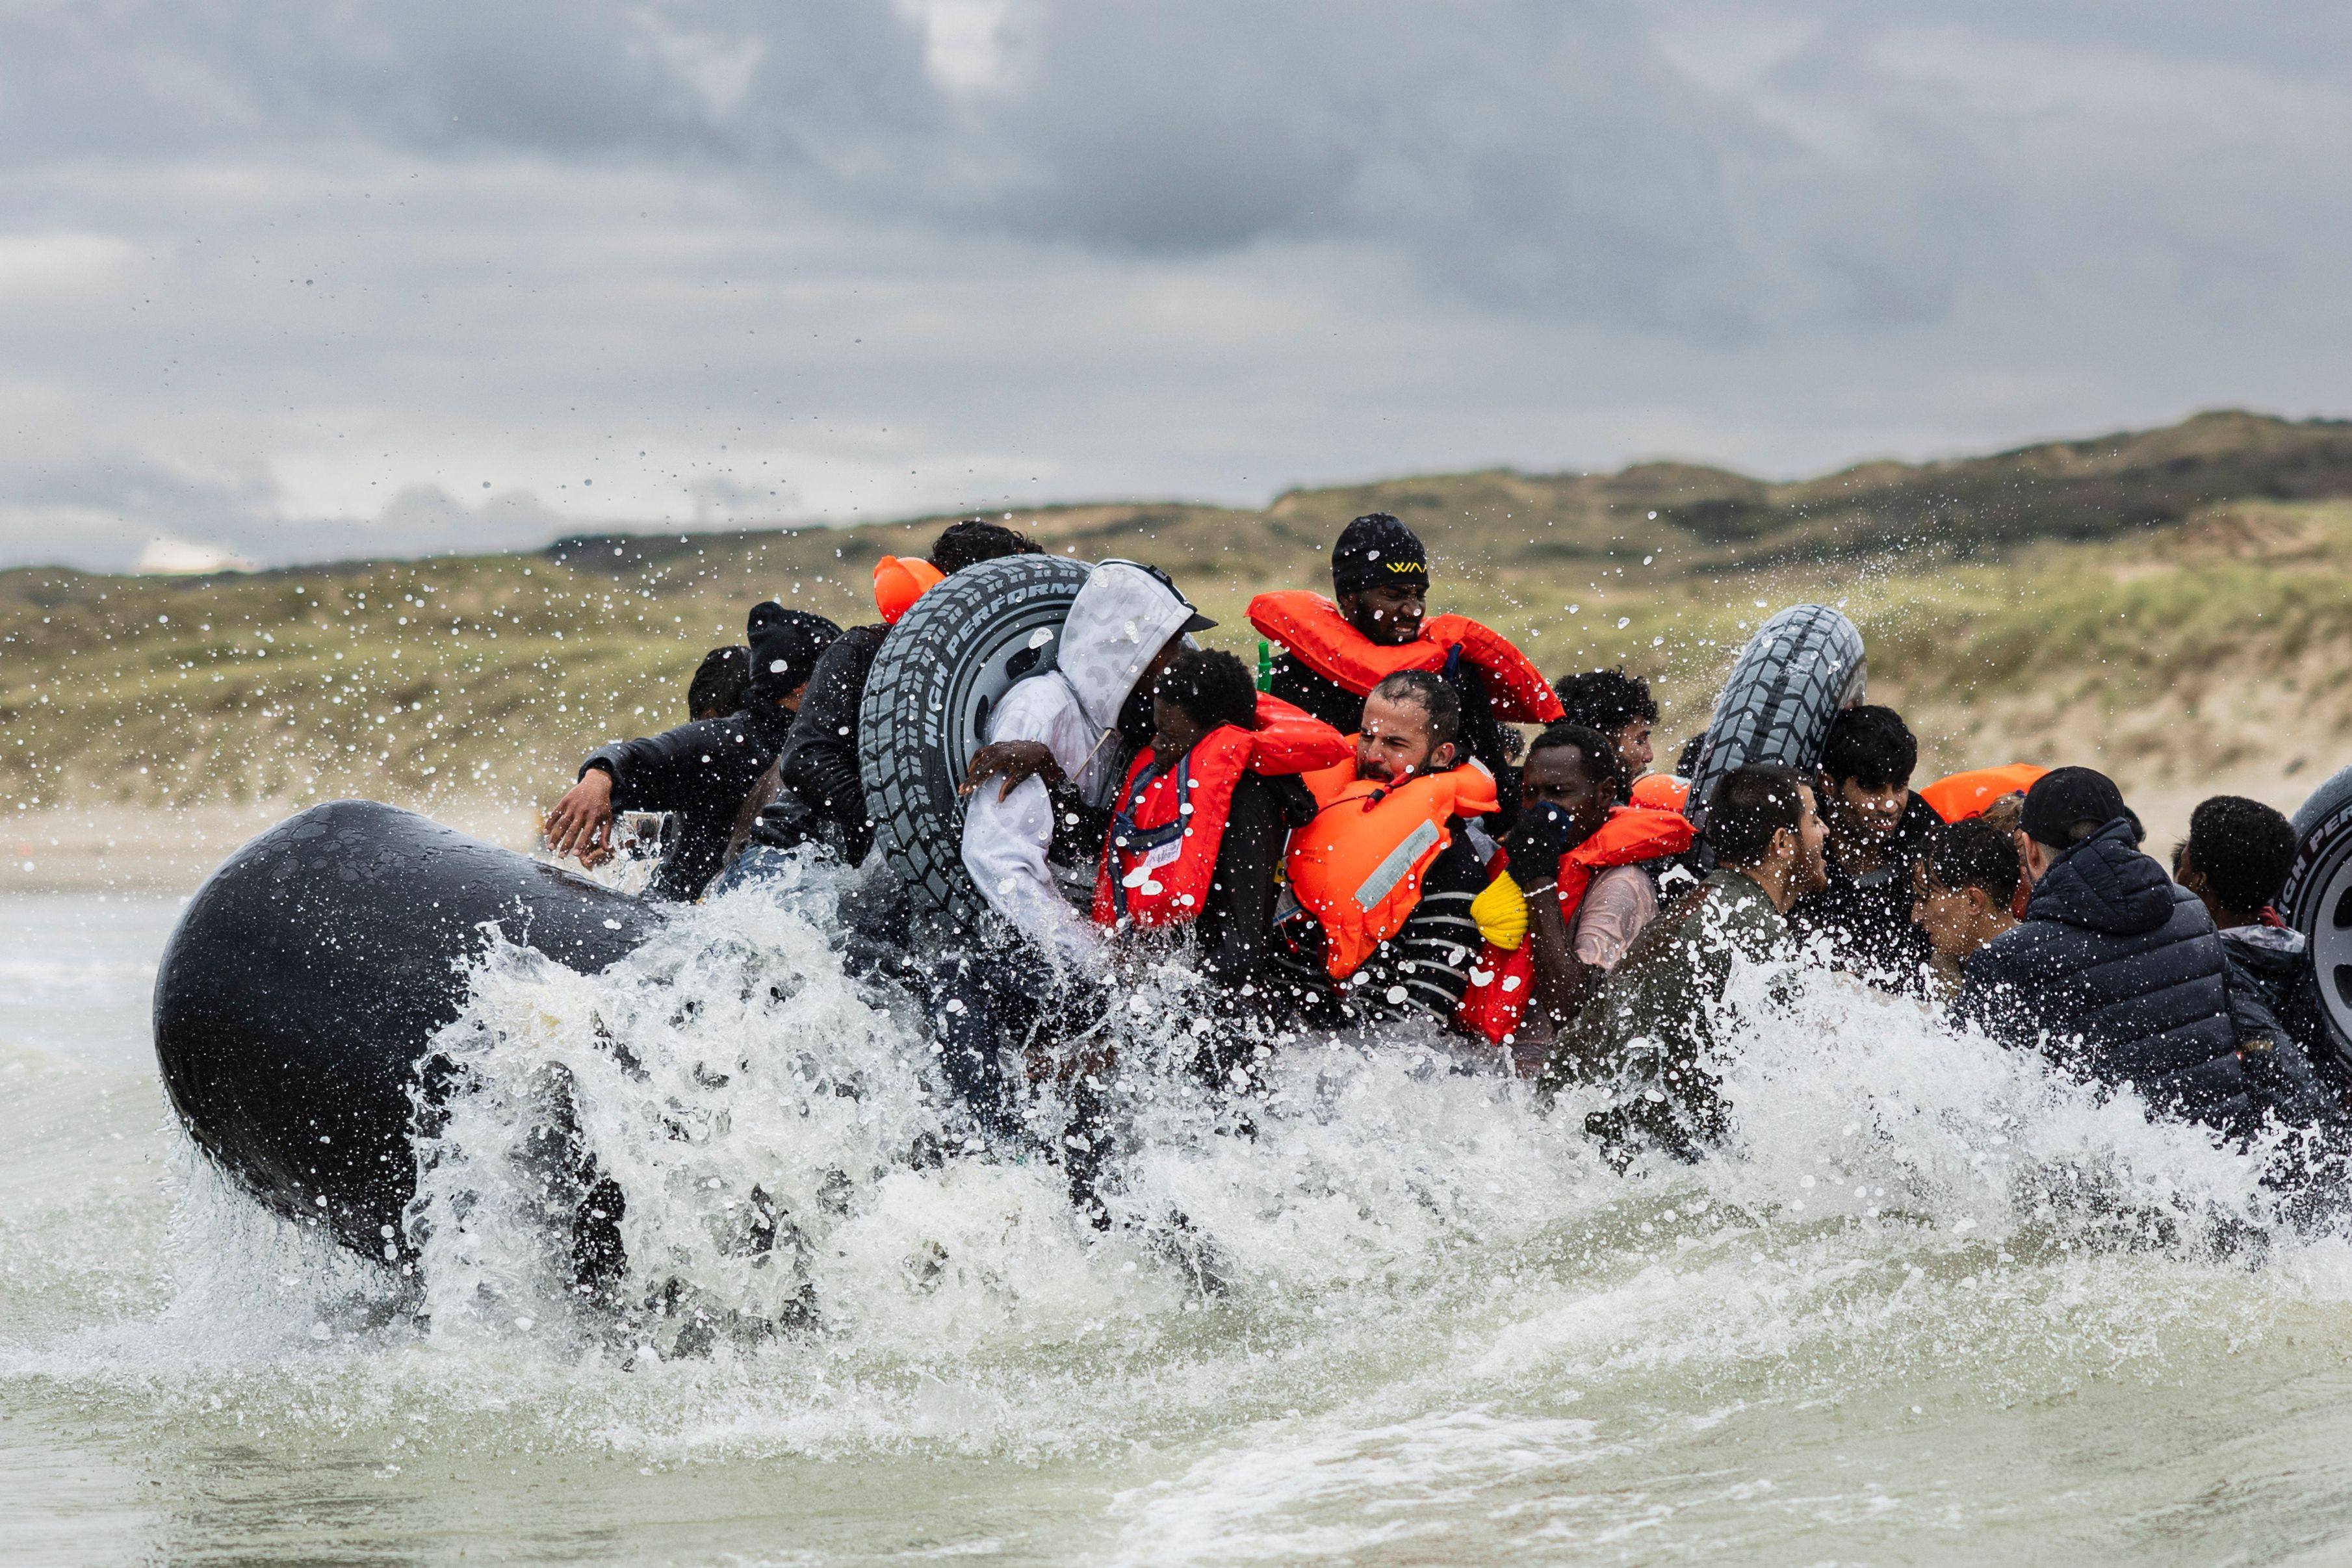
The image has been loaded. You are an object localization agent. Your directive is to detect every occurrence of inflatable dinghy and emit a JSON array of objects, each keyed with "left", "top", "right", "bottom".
[
  {"left": 152, "top": 800, "right": 664, "bottom": 1253},
  {"left": 859, "top": 552, "right": 1095, "bottom": 934},
  {"left": 1682, "top": 604, "right": 1867, "bottom": 831}
]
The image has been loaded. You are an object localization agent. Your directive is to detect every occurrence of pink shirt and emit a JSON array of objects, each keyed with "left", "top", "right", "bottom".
[{"left": 1569, "top": 862, "right": 1657, "bottom": 970}]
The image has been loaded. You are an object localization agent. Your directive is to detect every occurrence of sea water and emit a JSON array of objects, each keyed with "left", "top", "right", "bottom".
[{"left": 9, "top": 871, "right": 2352, "bottom": 1567}]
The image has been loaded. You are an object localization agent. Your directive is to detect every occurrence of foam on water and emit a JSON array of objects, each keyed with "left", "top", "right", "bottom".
[{"left": 14, "top": 867, "right": 2352, "bottom": 1561}]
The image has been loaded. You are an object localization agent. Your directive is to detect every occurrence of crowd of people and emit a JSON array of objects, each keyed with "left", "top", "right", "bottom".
[{"left": 543, "top": 513, "right": 2346, "bottom": 1211}]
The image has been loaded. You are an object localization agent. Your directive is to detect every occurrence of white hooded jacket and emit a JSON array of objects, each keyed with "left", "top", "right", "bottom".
[{"left": 961, "top": 561, "right": 1200, "bottom": 964}]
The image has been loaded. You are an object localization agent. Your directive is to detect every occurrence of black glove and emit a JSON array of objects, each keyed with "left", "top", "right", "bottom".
[
  {"left": 1504, "top": 800, "right": 1577, "bottom": 877},
  {"left": 1267, "top": 774, "right": 1319, "bottom": 831}
]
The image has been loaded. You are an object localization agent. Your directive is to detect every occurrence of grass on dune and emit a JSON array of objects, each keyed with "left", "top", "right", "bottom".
[{"left": 4, "top": 457, "right": 2351, "bottom": 821}]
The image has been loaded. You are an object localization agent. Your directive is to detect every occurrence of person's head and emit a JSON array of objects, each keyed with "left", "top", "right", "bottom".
[
  {"left": 1330, "top": 513, "right": 1428, "bottom": 647},
  {"left": 2018, "top": 766, "right": 2142, "bottom": 882},
  {"left": 744, "top": 604, "right": 843, "bottom": 712},
  {"left": 1978, "top": 792, "right": 2025, "bottom": 835},
  {"left": 1914, "top": 819, "right": 2023, "bottom": 962},
  {"left": 1358, "top": 669, "right": 1459, "bottom": 784},
  {"left": 1818, "top": 705, "right": 1918, "bottom": 842},
  {"left": 2177, "top": 794, "right": 2297, "bottom": 927},
  {"left": 1150, "top": 648, "right": 1258, "bottom": 758},
  {"left": 1706, "top": 763, "right": 1828, "bottom": 901},
  {"left": 1522, "top": 721, "right": 1625, "bottom": 839},
  {"left": 929, "top": 517, "right": 1042, "bottom": 575},
  {"left": 1555, "top": 668, "right": 1658, "bottom": 777},
  {"left": 687, "top": 644, "right": 751, "bottom": 721}
]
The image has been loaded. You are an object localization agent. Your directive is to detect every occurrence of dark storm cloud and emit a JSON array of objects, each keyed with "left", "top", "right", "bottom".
[
  {"left": 0, "top": 1, "right": 2005, "bottom": 334},
  {"left": 0, "top": 0, "right": 2344, "bottom": 569}
]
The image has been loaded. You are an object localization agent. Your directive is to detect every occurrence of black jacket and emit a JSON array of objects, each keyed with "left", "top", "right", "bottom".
[
  {"left": 1954, "top": 819, "right": 2271, "bottom": 1129},
  {"left": 1790, "top": 792, "right": 1941, "bottom": 988},
  {"left": 772, "top": 623, "right": 888, "bottom": 863},
  {"left": 582, "top": 702, "right": 795, "bottom": 901},
  {"left": 2223, "top": 925, "right": 2346, "bottom": 1097}
]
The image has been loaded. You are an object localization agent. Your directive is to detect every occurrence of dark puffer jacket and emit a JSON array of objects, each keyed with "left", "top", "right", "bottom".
[{"left": 1954, "top": 819, "right": 2255, "bottom": 1129}]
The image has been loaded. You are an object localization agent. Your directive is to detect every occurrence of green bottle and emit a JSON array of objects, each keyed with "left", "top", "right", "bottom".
[{"left": 1256, "top": 639, "right": 1273, "bottom": 692}]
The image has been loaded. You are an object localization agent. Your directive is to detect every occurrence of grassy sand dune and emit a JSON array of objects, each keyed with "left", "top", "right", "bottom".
[{"left": 5, "top": 411, "right": 2350, "bottom": 888}]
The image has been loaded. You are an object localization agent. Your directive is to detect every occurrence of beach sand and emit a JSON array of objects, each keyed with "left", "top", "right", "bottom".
[
  {"left": 0, "top": 793, "right": 546, "bottom": 897},
  {"left": 2, "top": 754, "right": 2329, "bottom": 902}
]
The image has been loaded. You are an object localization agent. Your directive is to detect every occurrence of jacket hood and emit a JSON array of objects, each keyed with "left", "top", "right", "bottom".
[
  {"left": 2025, "top": 817, "right": 2180, "bottom": 938},
  {"left": 2219, "top": 922, "right": 2308, "bottom": 975},
  {"left": 1056, "top": 561, "right": 1199, "bottom": 731}
]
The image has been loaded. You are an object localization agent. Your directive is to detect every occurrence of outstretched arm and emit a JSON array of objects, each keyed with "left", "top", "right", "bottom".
[{"left": 545, "top": 765, "right": 617, "bottom": 865}]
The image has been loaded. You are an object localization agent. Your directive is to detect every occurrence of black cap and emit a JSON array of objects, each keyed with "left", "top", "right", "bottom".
[
  {"left": 1332, "top": 513, "right": 1429, "bottom": 596},
  {"left": 2021, "top": 765, "right": 2143, "bottom": 847},
  {"left": 745, "top": 603, "right": 842, "bottom": 699}
]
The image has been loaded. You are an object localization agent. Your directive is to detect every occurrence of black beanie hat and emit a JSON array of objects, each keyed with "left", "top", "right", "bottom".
[
  {"left": 1332, "top": 513, "right": 1429, "bottom": 596},
  {"left": 745, "top": 603, "right": 842, "bottom": 700}
]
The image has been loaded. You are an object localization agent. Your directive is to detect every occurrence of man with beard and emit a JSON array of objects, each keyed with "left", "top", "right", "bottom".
[
  {"left": 1247, "top": 512, "right": 1560, "bottom": 820},
  {"left": 1542, "top": 764, "right": 1829, "bottom": 1161},
  {"left": 1267, "top": 669, "right": 1501, "bottom": 1027}
]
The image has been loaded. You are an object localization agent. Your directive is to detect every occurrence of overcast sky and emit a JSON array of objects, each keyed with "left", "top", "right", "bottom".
[{"left": 3, "top": 0, "right": 2348, "bottom": 571}]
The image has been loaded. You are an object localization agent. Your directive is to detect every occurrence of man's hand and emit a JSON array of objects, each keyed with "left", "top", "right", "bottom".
[
  {"left": 961, "top": 741, "right": 1062, "bottom": 802},
  {"left": 546, "top": 768, "right": 617, "bottom": 866}
]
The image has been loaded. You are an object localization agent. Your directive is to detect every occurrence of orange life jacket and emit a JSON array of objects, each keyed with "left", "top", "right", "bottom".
[
  {"left": 1285, "top": 754, "right": 1501, "bottom": 979},
  {"left": 873, "top": 556, "right": 946, "bottom": 625},
  {"left": 1246, "top": 591, "right": 1564, "bottom": 725},
  {"left": 1919, "top": 764, "right": 2048, "bottom": 824},
  {"left": 1455, "top": 806, "right": 1695, "bottom": 1044},
  {"left": 1092, "top": 695, "right": 1349, "bottom": 929},
  {"left": 1628, "top": 773, "right": 1690, "bottom": 812}
]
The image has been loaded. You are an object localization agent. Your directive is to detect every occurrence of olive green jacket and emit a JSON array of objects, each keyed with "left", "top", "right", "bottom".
[{"left": 1540, "top": 868, "right": 1790, "bottom": 1157}]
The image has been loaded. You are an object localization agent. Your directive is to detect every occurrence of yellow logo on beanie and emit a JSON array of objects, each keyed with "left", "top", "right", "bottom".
[{"left": 1385, "top": 558, "right": 1425, "bottom": 574}]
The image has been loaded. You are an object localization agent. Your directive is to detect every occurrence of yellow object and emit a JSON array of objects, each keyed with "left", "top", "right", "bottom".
[{"left": 1470, "top": 870, "right": 1530, "bottom": 951}]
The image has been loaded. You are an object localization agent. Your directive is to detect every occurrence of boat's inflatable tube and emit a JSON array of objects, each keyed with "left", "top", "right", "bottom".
[
  {"left": 2283, "top": 764, "right": 2352, "bottom": 1072},
  {"left": 152, "top": 800, "right": 663, "bottom": 1254},
  {"left": 859, "top": 553, "right": 1096, "bottom": 935},
  {"left": 1682, "top": 604, "right": 1867, "bottom": 832}
]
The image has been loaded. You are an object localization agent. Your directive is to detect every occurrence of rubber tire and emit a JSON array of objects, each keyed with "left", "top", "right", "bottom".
[
  {"left": 2291, "top": 764, "right": 2352, "bottom": 844},
  {"left": 858, "top": 554, "right": 1096, "bottom": 937},
  {"left": 1683, "top": 604, "right": 1867, "bottom": 830},
  {"left": 152, "top": 800, "right": 664, "bottom": 1254},
  {"left": 2281, "top": 765, "right": 2352, "bottom": 1070}
]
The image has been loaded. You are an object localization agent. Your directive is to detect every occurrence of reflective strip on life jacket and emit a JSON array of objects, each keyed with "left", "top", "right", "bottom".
[
  {"left": 1285, "top": 754, "right": 1501, "bottom": 979},
  {"left": 1246, "top": 591, "right": 1564, "bottom": 725},
  {"left": 1356, "top": 819, "right": 1443, "bottom": 910},
  {"left": 1919, "top": 764, "right": 2048, "bottom": 824},
  {"left": 1456, "top": 805, "right": 1696, "bottom": 1045}
]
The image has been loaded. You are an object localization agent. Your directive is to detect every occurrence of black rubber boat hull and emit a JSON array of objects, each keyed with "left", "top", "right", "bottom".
[{"left": 151, "top": 800, "right": 663, "bottom": 1254}]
